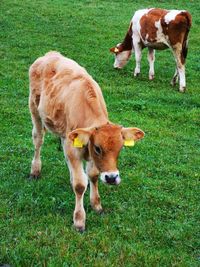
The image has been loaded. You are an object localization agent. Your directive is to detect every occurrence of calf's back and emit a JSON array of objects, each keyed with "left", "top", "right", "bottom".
[{"left": 29, "top": 51, "right": 108, "bottom": 137}]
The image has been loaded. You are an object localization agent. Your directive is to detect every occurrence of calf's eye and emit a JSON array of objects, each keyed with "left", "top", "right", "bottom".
[{"left": 94, "top": 145, "right": 102, "bottom": 156}]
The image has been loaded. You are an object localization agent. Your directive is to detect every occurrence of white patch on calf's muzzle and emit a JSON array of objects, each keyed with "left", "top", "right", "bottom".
[{"left": 100, "top": 170, "right": 121, "bottom": 185}]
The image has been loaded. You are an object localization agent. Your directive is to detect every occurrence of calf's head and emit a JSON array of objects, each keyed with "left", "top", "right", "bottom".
[
  {"left": 110, "top": 44, "right": 132, "bottom": 69},
  {"left": 69, "top": 124, "right": 144, "bottom": 185}
]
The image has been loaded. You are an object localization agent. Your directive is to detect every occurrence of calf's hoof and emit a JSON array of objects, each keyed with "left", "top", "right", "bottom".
[
  {"left": 29, "top": 173, "right": 40, "bottom": 180},
  {"left": 73, "top": 222, "right": 85, "bottom": 233},
  {"left": 96, "top": 208, "right": 104, "bottom": 215},
  {"left": 91, "top": 203, "right": 103, "bottom": 214},
  {"left": 73, "top": 210, "right": 85, "bottom": 233},
  {"left": 74, "top": 225, "right": 85, "bottom": 233}
]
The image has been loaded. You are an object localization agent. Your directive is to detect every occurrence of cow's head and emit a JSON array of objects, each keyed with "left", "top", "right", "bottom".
[
  {"left": 110, "top": 44, "right": 132, "bottom": 69},
  {"left": 69, "top": 124, "right": 144, "bottom": 185}
]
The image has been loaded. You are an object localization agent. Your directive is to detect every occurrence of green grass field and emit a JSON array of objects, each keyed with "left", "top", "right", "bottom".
[{"left": 0, "top": 0, "right": 200, "bottom": 266}]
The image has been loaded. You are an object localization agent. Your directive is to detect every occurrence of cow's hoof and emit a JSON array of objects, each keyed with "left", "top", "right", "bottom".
[
  {"left": 149, "top": 75, "right": 154, "bottom": 80},
  {"left": 28, "top": 173, "right": 40, "bottom": 180},
  {"left": 134, "top": 72, "right": 140, "bottom": 77},
  {"left": 179, "top": 87, "right": 186, "bottom": 93},
  {"left": 170, "top": 80, "right": 176, "bottom": 86},
  {"left": 171, "top": 79, "right": 178, "bottom": 87}
]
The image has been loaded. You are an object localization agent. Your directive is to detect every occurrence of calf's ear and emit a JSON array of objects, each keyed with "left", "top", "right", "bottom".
[
  {"left": 121, "top": 127, "right": 145, "bottom": 144},
  {"left": 68, "top": 128, "right": 93, "bottom": 148}
]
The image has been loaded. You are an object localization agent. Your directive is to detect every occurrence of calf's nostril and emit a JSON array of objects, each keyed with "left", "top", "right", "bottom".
[
  {"left": 105, "top": 174, "right": 109, "bottom": 180},
  {"left": 105, "top": 174, "right": 118, "bottom": 184},
  {"left": 105, "top": 175, "right": 110, "bottom": 182}
]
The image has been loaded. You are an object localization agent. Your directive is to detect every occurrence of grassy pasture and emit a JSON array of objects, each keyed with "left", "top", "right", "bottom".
[{"left": 0, "top": 0, "right": 200, "bottom": 266}]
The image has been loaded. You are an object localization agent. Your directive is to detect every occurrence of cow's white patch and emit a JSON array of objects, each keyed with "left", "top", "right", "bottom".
[
  {"left": 164, "top": 10, "right": 185, "bottom": 24},
  {"left": 154, "top": 19, "right": 169, "bottom": 47},
  {"left": 113, "top": 50, "right": 132, "bottom": 69},
  {"left": 132, "top": 8, "right": 153, "bottom": 26}
]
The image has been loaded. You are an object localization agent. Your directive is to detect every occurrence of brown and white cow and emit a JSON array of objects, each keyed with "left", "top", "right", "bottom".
[
  {"left": 29, "top": 51, "right": 144, "bottom": 231},
  {"left": 110, "top": 8, "right": 192, "bottom": 92}
]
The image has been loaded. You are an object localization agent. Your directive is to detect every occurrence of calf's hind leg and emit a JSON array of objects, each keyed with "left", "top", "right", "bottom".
[{"left": 29, "top": 100, "right": 44, "bottom": 179}]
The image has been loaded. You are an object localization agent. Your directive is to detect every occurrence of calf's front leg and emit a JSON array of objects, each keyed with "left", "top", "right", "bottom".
[
  {"left": 64, "top": 140, "right": 88, "bottom": 232},
  {"left": 86, "top": 161, "right": 103, "bottom": 213}
]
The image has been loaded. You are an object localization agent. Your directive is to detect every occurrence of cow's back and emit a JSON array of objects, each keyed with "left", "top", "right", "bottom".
[
  {"left": 132, "top": 8, "right": 191, "bottom": 49},
  {"left": 29, "top": 52, "right": 108, "bottom": 136}
]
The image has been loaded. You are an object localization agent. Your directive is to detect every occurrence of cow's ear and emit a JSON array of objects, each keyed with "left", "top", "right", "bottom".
[
  {"left": 110, "top": 47, "right": 119, "bottom": 53},
  {"left": 122, "top": 127, "right": 145, "bottom": 146},
  {"left": 68, "top": 128, "right": 93, "bottom": 148}
]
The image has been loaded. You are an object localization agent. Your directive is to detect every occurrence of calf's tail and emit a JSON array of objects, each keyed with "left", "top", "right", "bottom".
[{"left": 182, "top": 11, "right": 192, "bottom": 60}]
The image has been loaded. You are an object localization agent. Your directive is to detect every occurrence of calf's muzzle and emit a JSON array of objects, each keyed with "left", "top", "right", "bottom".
[{"left": 100, "top": 171, "right": 121, "bottom": 185}]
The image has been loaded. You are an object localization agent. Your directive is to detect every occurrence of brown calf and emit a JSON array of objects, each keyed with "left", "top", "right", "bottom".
[
  {"left": 29, "top": 51, "right": 144, "bottom": 231},
  {"left": 110, "top": 8, "right": 192, "bottom": 92}
]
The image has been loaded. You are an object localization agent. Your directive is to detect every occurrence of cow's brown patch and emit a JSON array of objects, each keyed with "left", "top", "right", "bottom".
[
  {"left": 162, "top": 11, "right": 191, "bottom": 46},
  {"left": 140, "top": 9, "right": 168, "bottom": 42},
  {"left": 121, "top": 22, "right": 133, "bottom": 51},
  {"left": 162, "top": 12, "right": 191, "bottom": 65}
]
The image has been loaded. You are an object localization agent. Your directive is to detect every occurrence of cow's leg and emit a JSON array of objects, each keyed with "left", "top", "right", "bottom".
[
  {"left": 86, "top": 161, "right": 102, "bottom": 213},
  {"left": 147, "top": 48, "right": 155, "bottom": 80},
  {"left": 177, "top": 64, "right": 186, "bottom": 92},
  {"left": 63, "top": 140, "right": 88, "bottom": 232},
  {"left": 29, "top": 101, "right": 44, "bottom": 179},
  {"left": 172, "top": 43, "right": 186, "bottom": 92},
  {"left": 171, "top": 68, "right": 179, "bottom": 86},
  {"left": 133, "top": 43, "right": 142, "bottom": 77}
]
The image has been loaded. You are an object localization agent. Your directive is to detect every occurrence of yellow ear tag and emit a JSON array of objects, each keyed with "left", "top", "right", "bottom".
[
  {"left": 73, "top": 137, "right": 83, "bottom": 148},
  {"left": 124, "top": 140, "right": 135, "bottom": 147}
]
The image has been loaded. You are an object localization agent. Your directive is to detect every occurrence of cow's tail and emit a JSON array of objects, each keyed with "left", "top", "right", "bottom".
[{"left": 182, "top": 11, "right": 192, "bottom": 60}]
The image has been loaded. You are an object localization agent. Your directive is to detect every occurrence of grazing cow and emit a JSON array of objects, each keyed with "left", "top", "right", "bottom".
[
  {"left": 110, "top": 8, "right": 192, "bottom": 92},
  {"left": 29, "top": 51, "right": 144, "bottom": 231}
]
